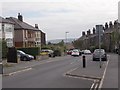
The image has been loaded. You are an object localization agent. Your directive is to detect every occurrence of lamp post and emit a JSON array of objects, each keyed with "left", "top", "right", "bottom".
[
  {"left": 65, "top": 32, "right": 69, "bottom": 55},
  {"left": 65, "top": 32, "right": 69, "bottom": 44}
]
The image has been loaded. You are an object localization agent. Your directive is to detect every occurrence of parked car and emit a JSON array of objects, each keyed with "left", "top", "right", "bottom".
[
  {"left": 83, "top": 50, "right": 91, "bottom": 55},
  {"left": 93, "top": 49, "right": 107, "bottom": 61},
  {"left": 40, "top": 49, "right": 55, "bottom": 57},
  {"left": 17, "top": 50, "right": 34, "bottom": 61},
  {"left": 67, "top": 49, "right": 73, "bottom": 55},
  {"left": 53, "top": 50, "right": 61, "bottom": 56},
  {"left": 71, "top": 49, "right": 80, "bottom": 57}
]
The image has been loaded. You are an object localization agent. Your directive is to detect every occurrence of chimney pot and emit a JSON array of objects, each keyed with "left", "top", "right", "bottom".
[
  {"left": 35, "top": 24, "right": 39, "bottom": 29},
  {"left": 18, "top": 13, "right": 23, "bottom": 22},
  {"left": 82, "top": 31, "right": 85, "bottom": 36}
]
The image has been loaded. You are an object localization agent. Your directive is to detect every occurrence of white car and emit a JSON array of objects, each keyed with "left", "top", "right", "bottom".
[
  {"left": 83, "top": 50, "right": 91, "bottom": 55},
  {"left": 71, "top": 49, "right": 80, "bottom": 56}
]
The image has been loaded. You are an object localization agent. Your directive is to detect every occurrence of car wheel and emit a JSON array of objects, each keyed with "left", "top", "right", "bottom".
[
  {"left": 93, "top": 58, "right": 95, "bottom": 61},
  {"left": 23, "top": 57, "right": 28, "bottom": 61}
]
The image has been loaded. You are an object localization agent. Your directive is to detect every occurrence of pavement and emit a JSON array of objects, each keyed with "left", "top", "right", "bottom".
[
  {"left": 66, "top": 53, "right": 119, "bottom": 89},
  {"left": 2, "top": 53, "right": 119, "bottom": 89}
]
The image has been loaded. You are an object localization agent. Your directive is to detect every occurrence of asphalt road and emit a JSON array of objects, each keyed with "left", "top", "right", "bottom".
[{"left": 3, "top": 55, "right": 94, "bottom": 88}]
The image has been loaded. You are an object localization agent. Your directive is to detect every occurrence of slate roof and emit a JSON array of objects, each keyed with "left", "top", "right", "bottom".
[
  {"left": 0, "top": 16, "right": 14, "bottom": 24},
  {"left": 6, "top": 17, "right": 40, "bottom": 31}
]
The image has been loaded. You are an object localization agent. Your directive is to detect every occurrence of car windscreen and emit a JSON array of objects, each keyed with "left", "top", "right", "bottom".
[
  {"left": 17, "top": 51, "right": 26, "bottom": 54},
  {"left": 94, "top": 50, "right": 104, "bottom": 54}
]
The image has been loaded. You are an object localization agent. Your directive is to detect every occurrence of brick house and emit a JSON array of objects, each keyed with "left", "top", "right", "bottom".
[
  {"left": 6, "top": 13, "right": 44, "bottom": 48},
  {"left": 41, "top": 31, "right": 46, "bottom": 46}
]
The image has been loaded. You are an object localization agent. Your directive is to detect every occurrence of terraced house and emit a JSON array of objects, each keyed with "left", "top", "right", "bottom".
[
  {"left": 73, "top": 20, "right": 120, "bottom": 52},
  {"left": 6, "top": 13, "right": 46, "bottom": 48}
]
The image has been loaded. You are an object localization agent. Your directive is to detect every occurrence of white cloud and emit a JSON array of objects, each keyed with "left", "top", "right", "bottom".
[{"left": 1, "top": 0, "right": 119, "bottom": 40}]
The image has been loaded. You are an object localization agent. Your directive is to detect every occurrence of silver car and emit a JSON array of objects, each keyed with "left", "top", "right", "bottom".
[{"left": 93, "top": 49, "right": 107, "bottom": 61}]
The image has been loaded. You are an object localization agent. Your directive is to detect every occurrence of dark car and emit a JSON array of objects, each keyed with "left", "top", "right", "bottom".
[
  {"left": 17, "top": 50, "right": 34, "bottom": 61},
  {"left": 93, "top": 49, "right": 107, "bottom": 61}
]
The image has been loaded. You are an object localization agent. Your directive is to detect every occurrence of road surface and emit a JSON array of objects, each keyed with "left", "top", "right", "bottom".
[{"left": 3, "top": 56, "right": 93, "bottom": 88}]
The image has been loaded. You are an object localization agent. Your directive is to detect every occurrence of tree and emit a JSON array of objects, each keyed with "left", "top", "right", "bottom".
[
  {"left": 58, "top": 40, "right": 64, "bottom": 46},
  {"left": 48, "top": 42, "right": 52, "bottom": 45},
  {"left": 109, "top": 21, "right": 113, "bottom": 28},
  {"left": 111, "top": 30, "right": 120, "bottom": 52}
]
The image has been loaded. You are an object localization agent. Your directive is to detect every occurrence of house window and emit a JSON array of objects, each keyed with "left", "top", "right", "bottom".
[
  {"left": 4, "top": 24, "right": 13, "bottom": 32},
  {"left": 6, "top": 38, "right": 13, "bottom": 47},
  {"left": 4, "top": 24, "right": 14, "bottom": 39}
]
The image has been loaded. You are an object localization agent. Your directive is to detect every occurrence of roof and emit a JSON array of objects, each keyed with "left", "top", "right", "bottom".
[
  {"left": 6, "top": 17, "right": 40, "bottom": 31},
  {"left": 78, "top": 33, "right": 97, "bottom": 40},
  {"left": 0, "top": 16, "right": 14, "bottom": 24},
  {"left": 104, "top": 28, "right": 114, "bottom": 34}
]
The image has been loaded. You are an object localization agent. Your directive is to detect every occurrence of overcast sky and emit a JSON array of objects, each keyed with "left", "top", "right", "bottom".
[{"left": 1, "top": 0, "right": 119, "bottom": 40}]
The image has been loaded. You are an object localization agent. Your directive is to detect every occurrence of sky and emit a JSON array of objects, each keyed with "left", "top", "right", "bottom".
[{"left": 0, "top": 0, "right": 119, "bottom": 40}]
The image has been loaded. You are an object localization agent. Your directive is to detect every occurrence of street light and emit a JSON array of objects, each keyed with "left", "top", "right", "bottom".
[
  {"left": 65, "top": 32, "right": 69, "bottom": 44},
  {"left": 65, "top": 32, "right": 69, "bottom": 55}
]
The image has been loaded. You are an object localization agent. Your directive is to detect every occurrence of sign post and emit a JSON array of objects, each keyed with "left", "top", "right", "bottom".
[{"left": 96, "top": 25, "right": 103, "bottom": 68}]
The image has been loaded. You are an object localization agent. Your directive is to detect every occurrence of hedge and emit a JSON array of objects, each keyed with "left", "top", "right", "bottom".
[
  {"left": 0, "top": 40, "right": 7, "bottom": 58},
  {"left": 17, "top": 47, "right": 40, "bottom": 57}
]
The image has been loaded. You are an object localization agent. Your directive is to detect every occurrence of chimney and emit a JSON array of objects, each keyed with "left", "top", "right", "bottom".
[
  {"left": 35, "top": 24, "right": 39, "bottom": 29},
  {"left": 105, "top": 22, "right": 108, "bottom": 30},
  {"left": 18, "top": 13, "right": 23, "bottom": 22},
  {"left": 93, "top": 28, "right": 96, "bottom": 34},
  {"left": 82, "top": 31, "right": 86, "bottom": 36},
  {"left": 87, "top": 29, "right": 91, "bottom": 35},
  {"left": 114, "top": 20, "right": 118, "bottom": 28},
  {"left": 109, "top": 21, "right": 113, "bottom": 29}
]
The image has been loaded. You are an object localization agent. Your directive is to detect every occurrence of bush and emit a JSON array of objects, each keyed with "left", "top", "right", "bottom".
[
  {"left": 1, "top": 40, "right": 7, "bottom": 58},
  {"left": 17, "top": 47, "right": 40, "bottom": 57}
]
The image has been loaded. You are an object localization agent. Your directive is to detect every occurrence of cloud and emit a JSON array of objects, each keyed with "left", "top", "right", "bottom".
[{"left": 1, "top": 0, "right": 119, "bottom": 40}]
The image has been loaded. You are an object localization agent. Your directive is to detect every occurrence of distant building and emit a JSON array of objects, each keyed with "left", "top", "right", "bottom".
[
  {"left": 74, "top": 20, "right": 120, "bottom": 52},
  {"left": 0, "top": 16, "right": 14, "bottom": 47}
]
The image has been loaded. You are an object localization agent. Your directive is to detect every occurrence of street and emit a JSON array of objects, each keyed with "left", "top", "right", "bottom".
[{"left": 2, "top": 53, "right": 118, "bottom": 89}]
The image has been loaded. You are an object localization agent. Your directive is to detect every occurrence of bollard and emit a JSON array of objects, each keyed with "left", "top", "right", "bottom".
[{"left": 83, "top": 55, "right": 86, "bottom": 68}]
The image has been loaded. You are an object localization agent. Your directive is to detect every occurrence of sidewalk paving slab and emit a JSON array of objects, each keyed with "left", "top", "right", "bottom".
[{"left": 67, "top": 58, "right": 107, "bottom": 79}]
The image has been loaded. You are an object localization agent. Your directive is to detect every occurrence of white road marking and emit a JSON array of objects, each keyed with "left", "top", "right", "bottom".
[
  {"left": 98, "top": 55, "right": 110, "bottom": 89},
  {"left": 66, "top": 67, "right": 79, "bottom": 74},
  {"left": 90, "top": 80, "right": 96, "bottom": 90},
  {"left": 4, "top": 57, "right": 69, "bottom": 76},
  {"left": 20, "top": 57, "right": 68, "bottom": 69},
  {"left": 64, "top": 74, "right": 95, "bottom": 81},
  {"left": 8, "top": 68, "right": 32, "bottom": 76},
  {"left": 95, "top": 83, "right": 98, "bottom": 89}
]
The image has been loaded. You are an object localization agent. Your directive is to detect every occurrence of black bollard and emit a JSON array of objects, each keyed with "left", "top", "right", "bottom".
[{"left": 83, "top": 55, "right": 86, "bottom": 68}]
